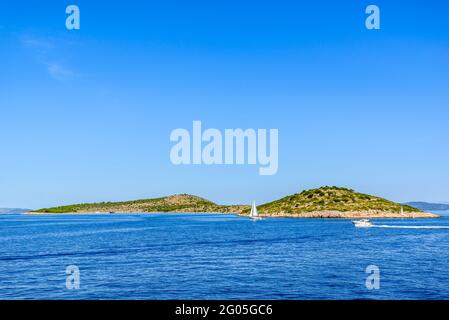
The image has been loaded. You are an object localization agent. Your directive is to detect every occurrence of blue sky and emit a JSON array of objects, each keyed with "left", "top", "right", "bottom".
[{"left": 1, "top": 0, "right": 448, "bottom": 208}]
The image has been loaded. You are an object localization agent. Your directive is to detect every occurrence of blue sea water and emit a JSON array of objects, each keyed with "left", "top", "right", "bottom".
[{"left": 1, "top": 213, "right": 449, "bottom": 300}]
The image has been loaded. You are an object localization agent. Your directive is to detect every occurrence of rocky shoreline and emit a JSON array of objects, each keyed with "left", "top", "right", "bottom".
[{"left": 242, "top": 210, "right": 439, "bottom": 219}]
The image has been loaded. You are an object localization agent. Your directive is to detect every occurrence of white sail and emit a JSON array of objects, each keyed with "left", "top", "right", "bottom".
[{"left": 250, "top": 201, "right": 258, "bottom": 217}]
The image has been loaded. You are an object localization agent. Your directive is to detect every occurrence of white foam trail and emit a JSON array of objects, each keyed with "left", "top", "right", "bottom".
[{"left": 374, "top": 225, "right": 449, "bottom": 229}]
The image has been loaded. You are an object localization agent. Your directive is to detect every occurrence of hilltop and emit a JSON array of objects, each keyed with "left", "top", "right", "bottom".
[
  {"left": 32, "top": 187, "right": 438, "bottom": 218},
  {"left": 32, "top": 194, "right": 248, "bottom": 214},
  {"left": 249, "top": 186, "right": 436, "bottom": 218}
]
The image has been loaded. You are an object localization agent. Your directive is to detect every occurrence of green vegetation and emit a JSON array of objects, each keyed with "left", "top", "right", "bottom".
[
  {"left": 33, "top": 194, "right": 248, "bottom": 214},
  {"left": 251, "top": 186, "right": 422, "bottom": 215},
  {"left": 33, "top": 186, "right": 424, "bottom": 216}
]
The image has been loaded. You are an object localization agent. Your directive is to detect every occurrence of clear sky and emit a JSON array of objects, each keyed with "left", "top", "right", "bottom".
[{"left": 1, "top": 0, "right": 448, "bottom": 209}]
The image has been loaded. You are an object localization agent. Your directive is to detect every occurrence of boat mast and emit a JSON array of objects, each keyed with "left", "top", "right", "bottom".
[{"left": 251, "top": 201, "right": 258, "bottom": 217}]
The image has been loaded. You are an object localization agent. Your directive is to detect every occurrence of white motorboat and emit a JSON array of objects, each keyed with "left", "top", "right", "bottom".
[{"left": 352, "top": 219, "right": 373, "bottom": 228}]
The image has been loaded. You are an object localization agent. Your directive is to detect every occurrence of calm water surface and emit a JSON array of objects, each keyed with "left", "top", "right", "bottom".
[{"left": 1, "top": 213, "right": 449, "bottom": 299}]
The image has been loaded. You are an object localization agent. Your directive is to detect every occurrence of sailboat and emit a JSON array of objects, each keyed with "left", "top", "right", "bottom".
[{"left": 250, "top": 201, "right": 262, "bottom": 220}]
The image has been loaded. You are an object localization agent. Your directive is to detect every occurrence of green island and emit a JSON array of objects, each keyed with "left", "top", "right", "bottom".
[
  {"left": 33, "top": 194, "right": 247, "bottom": 214},
  {"left": 31, "top": 186, "right": 438, "bottom": 219}
]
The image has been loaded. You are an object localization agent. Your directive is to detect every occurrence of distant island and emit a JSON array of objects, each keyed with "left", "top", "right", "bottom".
[
  {"left": 31, "top": 186, "right": 437, "bottom": 219},
  {"left": 0, "top": 208, "right": 31, "bottom": 215},
  {"left": 404, "top": 202, "right": 449, "bottom": 211}
]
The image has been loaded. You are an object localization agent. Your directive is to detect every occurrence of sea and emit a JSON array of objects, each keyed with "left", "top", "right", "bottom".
[{"left": 1, "top": 212, "right": 449, "bottom": 300}]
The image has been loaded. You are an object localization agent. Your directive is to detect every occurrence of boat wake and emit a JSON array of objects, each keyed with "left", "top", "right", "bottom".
[{"left": 373, "top": 225, "right": 449, "bottom": 229}]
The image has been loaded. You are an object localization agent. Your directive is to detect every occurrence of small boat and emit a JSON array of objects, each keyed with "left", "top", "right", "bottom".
[
  {"left": 249, "top": 201, "right": 262, "bottom": 220},
  {"left": 352, "top": 219, "right": 373, "bottom": 228}
]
